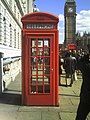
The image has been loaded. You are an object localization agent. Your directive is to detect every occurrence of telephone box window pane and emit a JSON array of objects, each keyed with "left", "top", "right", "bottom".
[
  {"left": 44, "top": 40, "right": 50, "bottom": 47},
  {"left": 38, "top": 58, "right": 43, "bottom": 66},
  {"left": 44, "top": 58, "right": 50, "bottom": 65},
  {"left": 31, "top": 39, "right": 36, "bottom": 47},
  {"left": 38, "top": 78, "right": 43, "bottom": 84},
  {"left": 38, "top": 64, "right": 43, "bottom": 70},
  {"left": 44, "top": 85, "right": 50, "bottom": 93},
  {"left": 31, "top": 86, "right": 36, "bottom": 93},
  {"left": 31, "top": 57, "right": 37, "bottom": 69},
  {"left": 38, "top": 85, "right": 43, "bottom": 93},
  {"left": 38, "top": 40, "right": 43, "bottom": 47},
  {"left": 38, "top": 48, "right": 43, "bottom": 56},
  {"left": 32, "top": 76, "right": 37, "bottom": 80},
  {"left": 31, "top": 77, "right": 36, "bottom": 84},
  {"left": 31, "top": 48, "right": 37, "bottom": 56},
  {"left": 38, "top": 70, "right": 43, "bottom": 75},
  {"left": 44, "top": 66, "right": 50, "bottom": 74},
  {"left": 44, "top": 48, "right": 50, "bottom": 56},
  {"left": 32, "top": 69, "right": 37, "bottom": 75},
  {"left": 44, "top": 77, "right": 50, "bottom": 84}
]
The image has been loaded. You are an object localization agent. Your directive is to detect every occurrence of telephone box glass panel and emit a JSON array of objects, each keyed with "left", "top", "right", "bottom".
[{"left": 30, "top": 38, "right": 51, "bottom": 94}]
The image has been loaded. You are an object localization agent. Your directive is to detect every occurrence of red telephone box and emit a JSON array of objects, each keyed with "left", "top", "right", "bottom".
[{"left": 21, "top": 12, "right": 59, "bottom": 106}]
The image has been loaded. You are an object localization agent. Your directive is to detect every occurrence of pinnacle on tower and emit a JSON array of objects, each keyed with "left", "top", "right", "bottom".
[{"left": 66, "top": 0, "right": 75, "bottom": 2}]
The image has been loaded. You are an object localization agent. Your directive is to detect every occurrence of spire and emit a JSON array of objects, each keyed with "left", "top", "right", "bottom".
[{"left": 66, "top": 0, "right": 75, "bottom": 2}]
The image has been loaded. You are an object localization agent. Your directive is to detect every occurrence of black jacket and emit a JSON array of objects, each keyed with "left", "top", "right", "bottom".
[
  {"left": 63, "top": 56, "right": 76, "bottom": 74},
  {"left": 78, "top": 54, "right": 90, "bottom": 103}
]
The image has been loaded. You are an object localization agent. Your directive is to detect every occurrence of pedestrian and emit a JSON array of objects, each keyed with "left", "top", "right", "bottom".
[
  {"left": 75, "top": 53, "right": 90, "bottom": 120},
  {"left": 63, "top": 52, "right": 76, "bottom": 86},
  {"left": 59, "top": 56, "right": 63, "bottom": 85}
]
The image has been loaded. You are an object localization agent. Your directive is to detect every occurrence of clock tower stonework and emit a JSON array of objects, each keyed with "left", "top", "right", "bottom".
[{"left": 64, "top": 0, "right": 76, "bottom": 47}]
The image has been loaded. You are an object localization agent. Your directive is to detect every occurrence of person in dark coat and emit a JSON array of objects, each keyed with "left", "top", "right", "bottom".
[
  {"left": 63, "top": 52, "right": 76, "bottom": 86},
  {"left": 59, "top": 56, "right": 63, "bottom": 85},
  {"left": 75, "top": 54, "right": 90, "bottom": 120}
]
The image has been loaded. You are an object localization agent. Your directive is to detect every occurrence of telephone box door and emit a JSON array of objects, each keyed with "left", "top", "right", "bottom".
[{"left": 24, "top": 35, "right": 54, "bottom": 105}]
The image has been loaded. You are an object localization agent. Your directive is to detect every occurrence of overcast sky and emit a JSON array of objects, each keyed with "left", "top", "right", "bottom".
[{"left": 35, "top": 0, "right": 90, "bottom": 43}]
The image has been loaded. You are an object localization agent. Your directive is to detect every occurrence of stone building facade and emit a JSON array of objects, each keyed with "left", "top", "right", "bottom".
[
  {"left": 0, "top": 0, "right": 35, "bottom": 92},
  {"left": 76, "top": 32, "right": 90, "bottom": 51},
  {"left": 0, "top": 0, "right": 34, "bottom": 57}
]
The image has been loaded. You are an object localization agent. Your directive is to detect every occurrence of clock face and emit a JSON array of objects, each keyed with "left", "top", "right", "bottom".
[{"left": 68, "top": 7, "right": 73, "bottom": 12}]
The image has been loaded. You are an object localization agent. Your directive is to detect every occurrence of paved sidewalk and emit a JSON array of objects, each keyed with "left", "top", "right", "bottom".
[{"left": 0, "top": 72, "right": 90, "bottom": 120}]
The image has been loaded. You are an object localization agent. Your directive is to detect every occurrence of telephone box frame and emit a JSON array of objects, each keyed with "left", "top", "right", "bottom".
[{"left": 21, "top": 12, "right": 59, "bottom": 106}]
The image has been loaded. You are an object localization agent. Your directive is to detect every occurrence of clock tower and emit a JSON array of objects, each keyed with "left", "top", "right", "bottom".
[{"left": 64, "top": 0, "right": 76, "bottom": 47}]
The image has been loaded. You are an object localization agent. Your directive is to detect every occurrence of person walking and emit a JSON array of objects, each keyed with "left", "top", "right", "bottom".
[{"left": 75, "top": 53, "right": 90, "bottom": 120}]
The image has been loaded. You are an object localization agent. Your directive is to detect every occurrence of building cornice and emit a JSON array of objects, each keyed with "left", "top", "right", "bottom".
[
  {"left": 1, "top": 0, "right": 21, "bottom": 28},
  {"left": 15, "top": 0, "right": 24, "bottom": 16}
]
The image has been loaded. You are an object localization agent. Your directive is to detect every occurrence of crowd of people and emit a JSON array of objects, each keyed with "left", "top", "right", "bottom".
[
  {"left": 59, "top": 46, "right": 90, "bottom": 120},
  {"left": 60, "top": 49, "right": 84, "bottom": 86}
]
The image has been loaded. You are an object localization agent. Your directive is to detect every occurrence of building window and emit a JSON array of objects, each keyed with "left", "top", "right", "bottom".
[
  {"left": 9, "top": 0, "right": 12, "bottom": 9},
  {"left": 14, "top": 5, "right": 16, "bottom": 16},
  {"left": 18, "top": 13, "right": 19, "bottom": 20},
  {"left": 9, "top": 24, "right": 12, "bottom": 47},
  {"left": 18, "top": 32, "right": 19, "bottom": 49},
  {"left": 3, "top": 17, "right": 6, "bottom": 45},
  {"left": 14, "top": 29, "right": 16, "bottom": 48}
]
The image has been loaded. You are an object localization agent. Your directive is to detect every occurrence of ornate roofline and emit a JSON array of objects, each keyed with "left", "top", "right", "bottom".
[{"left": 66, "top": 0, "right": 75, "bottom": 2}]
